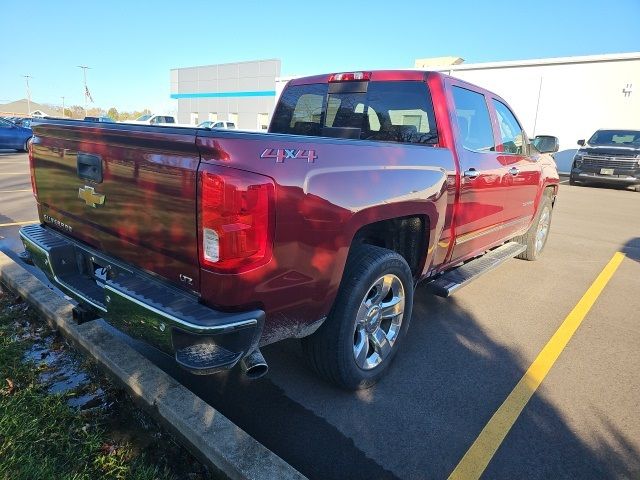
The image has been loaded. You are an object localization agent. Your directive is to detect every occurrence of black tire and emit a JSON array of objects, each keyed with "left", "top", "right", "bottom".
[
  {"left": 301, "top": 244, "right": 414, "bottom": 390},
  {"left": 515, "top": 192, "right": 553, "bottom": 261},
  {"left": 569, "top": 175, "right": 578, "bottom": 186},
  {"left": 20, "top": 137, "right": 32, "bottom": 153}
]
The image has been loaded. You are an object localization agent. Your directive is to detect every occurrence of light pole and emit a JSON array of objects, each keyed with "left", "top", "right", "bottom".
[
  {"left": 23, "top": 75, "right": 32, "bottom": 115},
  {"left": 61, "top": 96, "right": 65, "bottom": 117},
  {"left": 77, "top": 65, "right": 91, "bottom": 116}
]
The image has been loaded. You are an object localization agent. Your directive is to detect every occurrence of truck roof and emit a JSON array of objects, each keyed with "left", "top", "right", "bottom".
[
  {"left": 285, "top": 69, "right": 503, "bottom": 101},
  {"left": 287, "top": 70, "right": 431, "bottom": 86}
]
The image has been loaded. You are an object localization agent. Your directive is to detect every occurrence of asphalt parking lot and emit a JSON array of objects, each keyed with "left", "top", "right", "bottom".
[{"left": 1, "top": 150, "right": 639, "bottom": 480}]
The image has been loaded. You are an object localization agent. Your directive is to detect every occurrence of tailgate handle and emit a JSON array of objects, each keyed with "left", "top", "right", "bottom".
[{"left": 77, "top": 153, "right": 103, "bottom": 183}]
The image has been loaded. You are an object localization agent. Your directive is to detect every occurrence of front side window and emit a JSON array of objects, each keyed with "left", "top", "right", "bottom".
[
  {"left": 451, "top": 86, "right": 495, "bottom": 153},
  {"left": 493, "top": 100, "right": 525, "bottom": 154}
]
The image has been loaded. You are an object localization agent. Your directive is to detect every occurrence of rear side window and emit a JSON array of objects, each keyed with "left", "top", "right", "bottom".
[
  {"left": 451, "top": 86, "right": 495, "bottom": 152},
  {"left": 270, "top": 81, "right": 438, "bottom": 145}
]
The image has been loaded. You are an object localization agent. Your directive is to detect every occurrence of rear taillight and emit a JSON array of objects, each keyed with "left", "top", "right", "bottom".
[
  {"left": 198, "top": 166, "right": 274, "bottom": 273},
  {"left": 328, "top": 71, "right": 372, "bottom": 82},
  {"left": 28, "top": 141, "right": 37, "bottom": 199}
]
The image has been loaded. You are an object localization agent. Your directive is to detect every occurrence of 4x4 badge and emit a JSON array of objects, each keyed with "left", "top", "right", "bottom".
[
  {"left": 260, "top": 148, "right": 317, "bottom": 163},
  {"left": 78, "top": 186, "right": 105, "bottom": 208}
]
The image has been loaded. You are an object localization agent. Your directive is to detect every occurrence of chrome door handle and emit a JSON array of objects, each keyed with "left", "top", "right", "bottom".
[
  {"left": 509, "top": 167, "right": 520, "bottom": 176},
  {"left": 464, "top": 168, "right": 480, "bottom": 179}
]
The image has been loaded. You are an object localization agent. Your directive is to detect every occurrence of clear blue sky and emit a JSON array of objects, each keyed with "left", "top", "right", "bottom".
[{"left": 1, "top": 0, "right": 638, "bottom": 112}]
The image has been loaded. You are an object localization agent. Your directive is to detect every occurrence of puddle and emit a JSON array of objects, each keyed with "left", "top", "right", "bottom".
[
  {"left": 2, "top": 290, "right": 213, "bottom": 480},
  {"left": 67, "top": 387, "right": 105, "bottom": 410},
  {"left": 22, "top": 334, "right": 107, "bottom": 409}
]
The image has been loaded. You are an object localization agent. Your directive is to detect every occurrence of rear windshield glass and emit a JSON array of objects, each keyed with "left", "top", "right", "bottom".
[
  {"left": 588, "top": 130, "right": 640, "bottom": 146},
  {"left": 270, "top": 81, "right": 438, "bottom": 145}
]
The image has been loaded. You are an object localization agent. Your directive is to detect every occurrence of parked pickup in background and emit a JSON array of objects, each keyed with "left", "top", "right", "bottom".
[
  {"left": 570, "top": 129, "right": 640, "bottom": 191},
  {"left": 124, "top": 113, "right": 177, "bottom": 125},
  {"left": 21, "top": 70, "right": 559, "bottom": 390}
]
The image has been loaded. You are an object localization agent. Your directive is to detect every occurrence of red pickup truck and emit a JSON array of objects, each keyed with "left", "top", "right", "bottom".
[{"left": 20, "top": 70, "right": 559, "bottom": 389}]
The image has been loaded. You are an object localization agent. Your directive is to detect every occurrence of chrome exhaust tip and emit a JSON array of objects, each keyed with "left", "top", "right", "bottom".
[{"left": 240, "top": 349, "right": 269, "bottom": 379}]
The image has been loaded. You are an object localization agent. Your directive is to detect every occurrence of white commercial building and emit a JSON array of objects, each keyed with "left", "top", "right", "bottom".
[
  {"left": 418, "top": 53, "right": 640, "bottom": 172},
  {"left": 171, "top": 59, "right": 281, "bottom": 130}
]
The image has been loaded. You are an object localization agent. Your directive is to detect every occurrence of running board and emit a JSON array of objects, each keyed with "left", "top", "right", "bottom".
[{"left": 427, "top": 242, "right": 526, "bottom": 297}]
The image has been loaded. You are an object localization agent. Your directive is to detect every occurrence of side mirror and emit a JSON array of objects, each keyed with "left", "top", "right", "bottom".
[
  {"left": 533, "top": 135, "right": 559, "bottom": 154},
  {"left": 577, "top": 139, "right": 585, "bottom": 146}
]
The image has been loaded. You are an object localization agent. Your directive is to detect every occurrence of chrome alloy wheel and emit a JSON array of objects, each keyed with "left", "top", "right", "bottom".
[
  {"left": 353, "top": 274, "right": 405, "bottom": 370},
  {"left": 535, "top": 206, "right": 551, "bottom": 254}
]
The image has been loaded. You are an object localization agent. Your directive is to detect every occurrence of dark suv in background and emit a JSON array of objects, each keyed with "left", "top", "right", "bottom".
[{"left": 570, "top": 129, "right": 640, "bottom": 191}]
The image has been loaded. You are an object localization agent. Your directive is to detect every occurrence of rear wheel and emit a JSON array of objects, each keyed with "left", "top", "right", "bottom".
[
  {"left": 20, "top": 137, "right": 32, "bottom": 153},
  {"left": 515, "top": 193, "right": 553, "bottom": 261},
  {"left": 302, "top": 245, "right": 414, "bottom": 390}
]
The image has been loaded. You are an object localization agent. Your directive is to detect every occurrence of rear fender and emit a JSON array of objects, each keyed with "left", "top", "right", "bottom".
[{"left": 303, "top": 165, "right": 449, "bottom": 281}]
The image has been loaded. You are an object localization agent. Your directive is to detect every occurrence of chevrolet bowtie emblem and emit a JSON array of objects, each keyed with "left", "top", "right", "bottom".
[{"left": 78, "top": 186, "right": 105, "bottom": 208}]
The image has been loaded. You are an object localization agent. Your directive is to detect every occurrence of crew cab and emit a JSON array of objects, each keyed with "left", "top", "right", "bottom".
[
  {"left": 570, "top": 129, "right": 640, "bottom": 191},
  {"left": 20, "top": 70, "right": 559, "bottom": 389},
  {"left": 125, "top": 114, "right": 177, "bottom": 125},
  {"left": 198, "top": 120, "right": 236, "bottom": 130}
]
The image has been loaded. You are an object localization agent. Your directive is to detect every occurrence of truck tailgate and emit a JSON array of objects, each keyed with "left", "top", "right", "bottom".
[{"left": 31, "top": 121, "right": 201, "bottom": 292}]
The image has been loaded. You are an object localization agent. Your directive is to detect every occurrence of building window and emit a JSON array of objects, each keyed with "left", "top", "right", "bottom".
[
  {"left": 190, "top": 112, "right": 199, "bottom": 125},
  {"left": 208, "top": 112, "right": 217, "bottom": 122},
  {"left": 228, "top": 113, "right": 238, "bottom": 125},
  {"left": 257, "top": 113, "right": 269, "bottom": 130}
]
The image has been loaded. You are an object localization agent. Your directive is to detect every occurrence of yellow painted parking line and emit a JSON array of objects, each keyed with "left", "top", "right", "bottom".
[
  {"left": 0, "top": 173, "right": 29, "bottom": 175},
  {"left": 448, "top": 251, "right": 626, "bottom": 480},
  {"left": 0, "top": 221, "right": 38, "bottom": 227},
  {"left": 0, "top": 189, "right": 31, "bottom": 193}
]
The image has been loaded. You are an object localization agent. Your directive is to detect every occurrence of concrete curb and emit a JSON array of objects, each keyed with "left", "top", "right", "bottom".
[{"left": 0, "top": 252, "right": 307, "bottom": 480}]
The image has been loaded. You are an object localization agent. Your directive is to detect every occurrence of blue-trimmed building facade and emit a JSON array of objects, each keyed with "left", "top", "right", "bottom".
[{"left": 170, "top": 59, "right": 281, "bottom": 130}]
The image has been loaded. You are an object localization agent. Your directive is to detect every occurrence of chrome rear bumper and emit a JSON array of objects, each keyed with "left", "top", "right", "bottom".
[{"left": 19, "top": 224, "right": 264, "bottom": 375}]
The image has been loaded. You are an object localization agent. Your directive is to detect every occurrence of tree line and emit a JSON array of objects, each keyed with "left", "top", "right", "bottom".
[{"left": 44, "top": 104, "right": 152, "bottom": 121}]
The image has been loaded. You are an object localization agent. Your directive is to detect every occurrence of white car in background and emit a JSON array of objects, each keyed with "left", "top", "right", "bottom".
[
  {"left": 197, "top": 120, "right": 236, "bottom": 129},
  {"left": 125, "top": 114, "right": 177, "bottom": 125}
]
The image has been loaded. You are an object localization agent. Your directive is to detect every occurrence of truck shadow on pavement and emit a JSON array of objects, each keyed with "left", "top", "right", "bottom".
[
  {"left": 129, "top": 282, "right": 640, "bottom": 480},
  {"left": 622, "top": 237, "right": 640, "bottom": 263}
]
